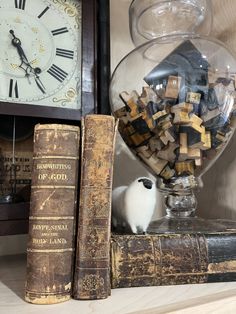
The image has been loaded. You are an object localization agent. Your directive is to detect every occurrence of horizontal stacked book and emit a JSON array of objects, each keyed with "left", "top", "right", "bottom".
[{"left": 111, "top": 221, "right": 236, "bottom": 288}]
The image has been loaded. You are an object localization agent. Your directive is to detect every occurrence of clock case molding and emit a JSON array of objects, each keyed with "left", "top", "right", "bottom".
[{"left": 0, "top": 0, "right": 111, "bottom": 236}]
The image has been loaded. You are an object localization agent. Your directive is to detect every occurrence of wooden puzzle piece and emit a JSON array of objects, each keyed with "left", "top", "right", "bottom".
[
  {"left": 138, "top": 153, "right": 168, "bottom": 175},
  {"left": 141, "top": 110, "right": 156, "bottom": 130},
  {"left": 157, "top": 142, "right": 179, "bottom": 162},
  {"left": 175, "top": 160, "right": 195, "bottom": 175},
  {"left": 165, "top": 76, "right": 182, "bottom": 99},
  {"left": 120, "top": 91, "right": 141, "bottom": 118},
  {"left": 140, "top": 86, "right": 160, "bottom": 106},
  {"left": 152, "top": 109, "right": 169, "bottom": 121},
  {"left": 160, "top": 165, "right": 176, "bottom": 180},
  {"left": 148, "top": 136, "right": 164, "bottom": 152},
  {"left": 136, "top": 145, "right": 153, "bottom": 158},
  {"left": 129, "top": 131, "right": 152, "bottom": 147},
  {"left": 171, "top": 102, "right": 194, "bottom": 113},
  {"left": 186, "top": 92, "right": 201, "bottom": 104},
  {"left": 187, "top": 114, "right": 205, "bottom": 133},
  {"left": 171, "top": 103, "right": 193, "bottom": 124},
  {"left": 179, "top": 132, "right": 188, "bottom": 159},
  {"left": 130, "top": 114, "right": 150, "bottom": 134}
]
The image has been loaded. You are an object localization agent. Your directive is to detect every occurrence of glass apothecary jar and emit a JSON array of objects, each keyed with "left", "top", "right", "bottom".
[{"left": 110, "top": 0, "right": 236, "bottom": 233}]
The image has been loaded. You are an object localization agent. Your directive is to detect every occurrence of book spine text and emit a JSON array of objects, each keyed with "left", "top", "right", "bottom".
[{"left": 25, "top": 124, "right": 80, "bottom": 304}]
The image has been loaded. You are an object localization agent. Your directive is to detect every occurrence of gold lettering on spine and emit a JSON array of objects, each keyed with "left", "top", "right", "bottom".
[
  {"left": 32, "top": 238, "right": 68, "bottom": 245},
  {"left": 36, "top": 163, "right": 72, "bottom": 170},
  {"left": 36, "top": 162, "right": 71, "bottom": 181},
  {"left": 38, "top": 173, "right": 68, "bottom": 181},
  {"left": 31, "top": 223, "right": 69, "bottom": 246},
  {"left": 32, "top": 224, "right": 69, "bottom": 231},
  {"left": 32, "top": 238, "right": 47, "bottom": 245}
]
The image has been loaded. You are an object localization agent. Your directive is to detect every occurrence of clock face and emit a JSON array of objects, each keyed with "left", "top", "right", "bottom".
[{"left": 0, "top": 0, "right": 81, "bottom": 109}]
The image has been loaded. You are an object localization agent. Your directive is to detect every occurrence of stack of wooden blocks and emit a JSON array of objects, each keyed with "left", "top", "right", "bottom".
[{"left": 114, "top": 41, "right": 236, "bottom": 183}]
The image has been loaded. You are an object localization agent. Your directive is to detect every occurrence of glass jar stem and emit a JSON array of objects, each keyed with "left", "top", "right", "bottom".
[{"left": 165, "top": 191, "right": 197, "bottom": 218}]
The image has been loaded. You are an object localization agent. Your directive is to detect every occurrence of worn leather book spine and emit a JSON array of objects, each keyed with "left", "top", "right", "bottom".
[
  {"left": 73, "top": 115, "right": 117, "bottom": 300},
  {"left": 111, "top": 230, "right": 236, "bottom": 288},
  {"left": 25, "top": 124, "right": 80, "bottom": 304}
]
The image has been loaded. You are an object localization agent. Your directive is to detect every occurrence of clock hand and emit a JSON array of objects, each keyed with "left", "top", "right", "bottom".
[
  {"left": 10, "top": 30, "right": 40, "bottom": 75},
  {"left": 34, "top": 76, "right": 46, "bottom": 94},
  {"left": 9, "top": 30, "right": 29, "bottom": 64},
  {"left": 33, "top": 67, "right": 46, "bottom": 94},
  {"left": 9, "top": 30, "right": 46, "bottom": 94}
]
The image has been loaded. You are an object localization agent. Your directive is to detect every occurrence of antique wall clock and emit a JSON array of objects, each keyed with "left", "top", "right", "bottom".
[
  {"left": 0, "top": 0, "right": 98, "bottom": 236},
  {"left": 0, "top": 0, "right": 97, "bottom": 120}
]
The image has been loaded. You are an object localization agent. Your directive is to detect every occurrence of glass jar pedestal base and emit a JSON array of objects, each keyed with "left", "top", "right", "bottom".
[
  {"left": 147, "top": 176, "right": 227, "bottom": 234},
  {"left": 147, "top": 216, "right": 227, "bottom": 234}
]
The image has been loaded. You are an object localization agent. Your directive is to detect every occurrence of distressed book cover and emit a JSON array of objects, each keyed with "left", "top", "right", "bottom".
[
  {"left": 111, "top": 221, "right": 236, "bottom": 288},
  {"left": 25, "top": 124, "right": 80, "bottom": 304},
  {"left": 73, "top": 115, "right": 117, "bottom": 300}
]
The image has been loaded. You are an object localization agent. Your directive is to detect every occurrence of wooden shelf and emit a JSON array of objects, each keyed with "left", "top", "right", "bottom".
[
  {"left": 0, "top": 254, "right": 236, "bottom": 313},
  {"left": 0, "top": 202, "right": 29, "bottom": 236}
]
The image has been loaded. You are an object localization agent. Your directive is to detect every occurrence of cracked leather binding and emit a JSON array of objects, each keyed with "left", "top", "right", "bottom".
[
  {"left": 111, "top": 221, "right": 236, "bottom": 288},
  {"left": 73, "top": 115, "right": 117, "bottom": 300},
  {"left": 25, "top": 124, "right": 80, "bottom": 304}
]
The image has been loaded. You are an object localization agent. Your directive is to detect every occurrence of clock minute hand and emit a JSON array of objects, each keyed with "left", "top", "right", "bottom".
[
  {"left": 34, "top": 75, "right": 46, "bottom": 94},
  {"left": 16, "top": 44, "right": 29, "bottom": 65}
]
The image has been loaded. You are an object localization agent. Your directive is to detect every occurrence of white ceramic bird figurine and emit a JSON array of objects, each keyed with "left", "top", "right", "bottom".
[{"left": 112, "top": 177, "right": 156, "bottom": 234}]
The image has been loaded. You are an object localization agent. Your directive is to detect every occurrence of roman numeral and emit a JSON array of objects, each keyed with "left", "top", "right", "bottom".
[
  {"left": 56, "top": 48, "right": 74, "bottom": 59},
  {"left": 47, "top": 64, "right": 68, "bottom": 82},
  {"left": 9, "top": 79, "right": 19, "bottom": 98},
  {"left": 38, "top": 6, "right": 49, "bottom": 19},
  {"left": 51, "top": 27, "right": 69, "bottom": 36},
  {"left": 15, "top": 0, "right": 26, "bottom": 10}
]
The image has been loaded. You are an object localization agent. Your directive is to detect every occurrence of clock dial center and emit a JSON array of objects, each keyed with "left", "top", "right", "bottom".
[{"left": 0, "top": 9, "right": 53, "bottom": 79}]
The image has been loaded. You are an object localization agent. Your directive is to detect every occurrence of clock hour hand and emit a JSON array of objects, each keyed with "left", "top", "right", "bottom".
[
  {"left": 9, "top": 30, "right": 29, "bottom": 64},
  {"left": 10, "top": 30, "right": 40, "bottom": 75},
  {"left": 9, "top": 30, "right": 46, "bottom": 94}
]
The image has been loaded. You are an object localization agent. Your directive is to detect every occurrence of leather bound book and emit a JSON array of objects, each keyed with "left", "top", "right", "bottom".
[
  {"left": 73, "top": 115, "right": 117, "bottom": 300},
  {"left": 111, "top": 221, "right": 236, "bottom": 288},
  {"left": 25, "top": 124, "right": 80, "bottom": 304}
]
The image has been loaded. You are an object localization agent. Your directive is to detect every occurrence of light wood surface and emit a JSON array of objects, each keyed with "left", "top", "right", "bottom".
[{"left": 0, "top": 254, "right": 236, "bottom": 314}]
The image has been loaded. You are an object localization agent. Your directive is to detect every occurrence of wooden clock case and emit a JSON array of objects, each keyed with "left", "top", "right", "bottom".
[{"left": 0, "top": 0, "right": 111, "bottom": 236}]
